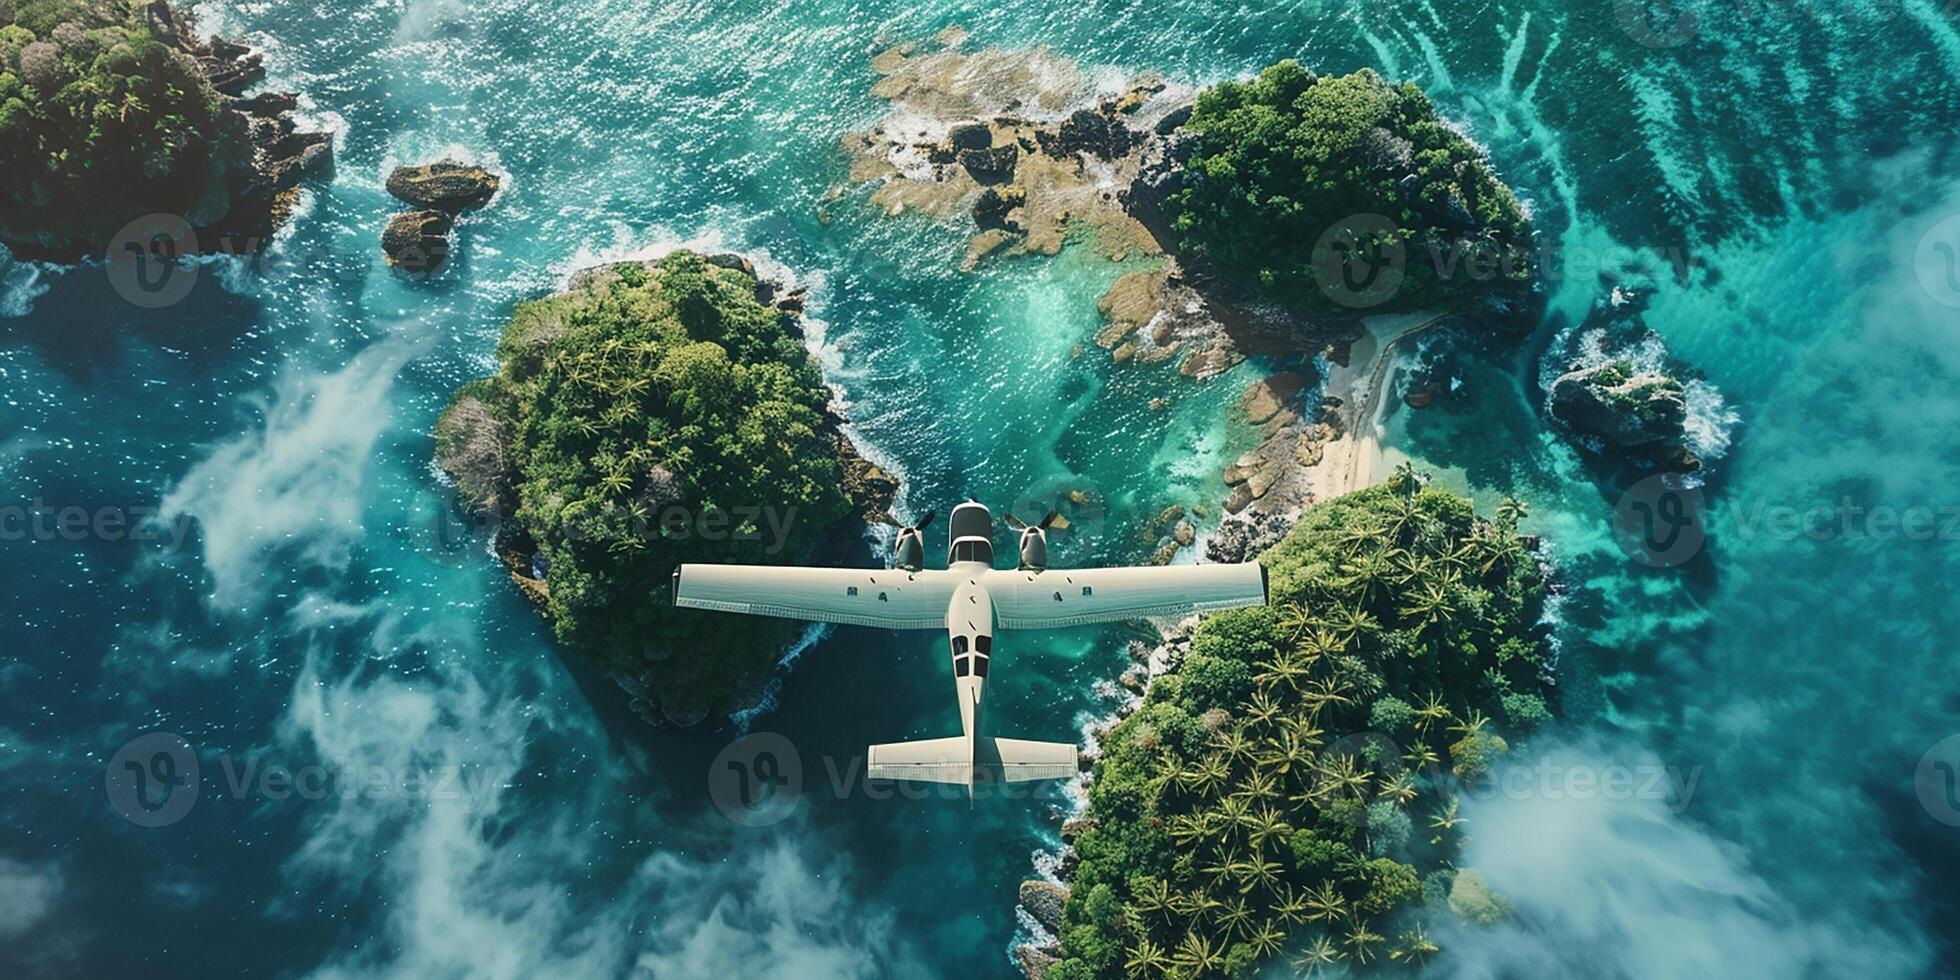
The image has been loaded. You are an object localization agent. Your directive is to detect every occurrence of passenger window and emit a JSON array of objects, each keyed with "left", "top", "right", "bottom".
[
  {"left": 1082, "top": 586, "right": 1093, "bottom": 596},
  {"left": 847, "top": 586, "right": 858, "bottom": 596}
]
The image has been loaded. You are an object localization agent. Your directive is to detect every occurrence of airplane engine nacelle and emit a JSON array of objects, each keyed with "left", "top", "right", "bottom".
[
  {"left": 894, "top": 528, "right": 924, "bottom": 573},
  {"left": 1017, "top": 528, "right": 1048, "bottom": 572}
]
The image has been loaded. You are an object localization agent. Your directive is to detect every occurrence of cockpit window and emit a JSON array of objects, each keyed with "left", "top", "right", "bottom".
[
  {"left": 975, "top": 635, "right": 992, "bottom": 654},
  {"left": 953, "top": 635, "right": 969, "bottom": 654},
  {"left": 951, "top": 539, "right": 993, "bottom": 565}
]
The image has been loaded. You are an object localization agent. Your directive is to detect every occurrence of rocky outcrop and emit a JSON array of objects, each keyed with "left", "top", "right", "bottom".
[
  {"left": 1549, "top": 361, "right": 1691, "bottom": 467},
  {"left": 381, "top": 210, "right": 452, "bottom": 273},
  {"left": 379, "top": 160, "right": 500, "bottom": 274},
  {"left": 385, "top": 161, "right": 501, "bottom": 210},
  {"left": 1016, "top": 944, "right": 1061, "bottom": 980},
  {"left": 1018, "top": 880, "right": 1068, "bottom": 934},
  {"left": 1544, "top": 286, "right": 1732, "bottom": 475},
  {"left": 0, "top": 0, "right": 331, "bottom": 262}
]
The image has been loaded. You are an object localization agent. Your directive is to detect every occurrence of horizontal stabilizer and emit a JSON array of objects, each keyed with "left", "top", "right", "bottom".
[
  {"left": 866, "top": 736, "right": 1078, "bottom": 785},
  {"left": 867, "top": 736, "right": 970, "bottom": 785},
  {"left": 983, "top": 737, "right": 1079, "bottom": 783}
]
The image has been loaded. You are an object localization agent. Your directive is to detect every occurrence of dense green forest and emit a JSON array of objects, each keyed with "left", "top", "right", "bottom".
[
  {"left": 1046, "top": 475, "right": 1552, "bottom": 977},
  {"left": 1167, "top": 61, "right": 1532, "bottom": 314},
  {"left": 0, "top": 0, "right": 228, "bottom": 253},
  {"left": 435, "top": 251, "right": 852, "bottom": 719}
]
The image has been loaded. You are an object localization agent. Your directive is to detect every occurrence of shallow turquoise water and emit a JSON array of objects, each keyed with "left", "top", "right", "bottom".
[{"left": 4, "top": 0, "right": 1960, "bottom": 976}]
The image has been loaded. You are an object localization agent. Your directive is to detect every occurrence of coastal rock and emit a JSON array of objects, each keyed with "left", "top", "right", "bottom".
[
  {"left": 1018, "top": 880, "right": 1068, "bottom": 934},
  {"left": 959, "top": 144, "right": 1019, "bottom": 185},
  {"left": 381, "top": 210, "right": 453, "bottom": 273},
  {"left": 1549, "top": 361, "right": 1696, "bottom": 470},
  {"left": 1205, "top": 511, "right": 1291, "bottom": 563},
  {"left": 1016, "top": 943, "right": 1061, "bottom": 980},
  {"left": 972, "top": 186, "right": 1024, "bottom": 231},
  {"left": 1043, "top": 104, "right": 1136, "bottom": 160},
  {"left": 385, "top": 161, "right": 501, "bottom": 211},
  {"left": 1241, "top": 371, "right": 1306, "bottom": 424},
  {"left": 1173, "top": 520, "right": 1195, "bottom": 546},
  {"left": 1544, "top": 285, "right": 1733, "bottom": 475}
]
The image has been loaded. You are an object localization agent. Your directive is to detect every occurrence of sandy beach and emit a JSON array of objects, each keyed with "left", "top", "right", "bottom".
[{"left": 1298, "top": 310, "right": 1454, "bottom": 503}]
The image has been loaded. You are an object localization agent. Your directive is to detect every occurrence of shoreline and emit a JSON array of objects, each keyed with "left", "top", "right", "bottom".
[{"left": 1308, "top": 310, "right": 1457, "bottom": 502}]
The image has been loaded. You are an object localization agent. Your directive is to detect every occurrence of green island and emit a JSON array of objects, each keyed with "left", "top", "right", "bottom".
[
  {"left": 1044, "top": 474, "right": 1551, "bottom": 978},
  {"left": 0, "top": 0, "right": 325, "bottom": 260},
  {"left": 435, "top": 251, "right": 873, "bottom": 724},
  {"left": 1165, "top": 61, "right": 1532, "bottom": 314}
]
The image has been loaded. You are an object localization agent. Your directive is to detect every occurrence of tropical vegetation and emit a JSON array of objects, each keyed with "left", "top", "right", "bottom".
[
  {"left": 1166, "top": 61, "right": 1532, "bottom": 314},
  {"left": 1044, "top": 471, "right": 1552, "bottom": 977},
  {"left": 434, "top": 251, "right": 852, "bottom": 719},
  {"left": 0, "top": 0, "right": 230, "bottom": 255}
]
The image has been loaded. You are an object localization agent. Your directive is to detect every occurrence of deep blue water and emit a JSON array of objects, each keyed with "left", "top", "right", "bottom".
[{"left": 4, "top": 0, "right": 1960, "bottom": 976}]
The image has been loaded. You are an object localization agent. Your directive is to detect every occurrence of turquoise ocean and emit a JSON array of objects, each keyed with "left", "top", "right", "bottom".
[{"left": 4, "top": 0, "right": 1960, "bottom": 976}]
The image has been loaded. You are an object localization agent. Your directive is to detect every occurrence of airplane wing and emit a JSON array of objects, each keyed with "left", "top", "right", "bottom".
[
  {"left": 981, "top": 562, "right": 1267, "bottom": 630},
  {"left": 673, "top": 564, "right": 956, "bottom": 630}
]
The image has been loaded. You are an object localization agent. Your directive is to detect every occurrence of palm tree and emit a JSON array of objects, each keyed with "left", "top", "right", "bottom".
[
  {"left": 1233, "top": 769, "right": 1282, "bottom": 807},
  {"left": 1171, "top": 931, "right": 1226, "bottom": 975},
  {"left": 1390, "top": 460, "right": 1423, "bottom": 498},
  {"left": 1325, "top": 605, "right": 1379, "bottom": 650},
  {"left": 1254, "top": 652, "right": 1309, "bottom": 693},
  {"left": 1247, "top": 920, "right": 1288, "bottom": 958},
  {"left": 1402, "top": 742, "right": 1442, "bottom": 771},
  {"left": 1259, "top": 728, "right": 1319, "bottom": 782},
  {"left": 1377, "top": 771, "right": 1418, "bottom": 807},
  {"left": 1125, "top": 937, "right": 1171, "bottom": 978},
  {"left": 1305, "top": 881, "right": 1347, "bottom": 923},
  {"left": 1216, "top": 896, "right": 1255, "bottom": 938},
  {"left": 1169, "top": 889, "right": 1222, "bottom": 923},
  {"left": 1292, "top": 935, "right": 1343, "bottom": 975},
  {"left": 1389, "top": 924, "right": 1440, "bottom": 965},
  {"left": 1448, "top": 709, "right": 1489, "bottom": 740},
  {"left": 1344, "top": 922, "right": 1386, "bottom": 964},
  {"left": 1428, "top": 798, "right": 1463, "bottom": 845},
  {"left": 1238, "top": 853, "right": 1281, "bottom": 894},
  {"left": 1315, "top": 753, "right": 1374, "bottom": 800},
  {"left": 1496, "top": 495, "right": 1528, "bottom": 530},
  {"left": 1275, "top": 601, "right": 1316, "bottom": 641},
  {"left": 1246, "top": 804, "right": 1292, "bottom": 850},
  {"left": 1413, "top": 691, "right": 1453, "bottom": 732},
  {"left": 1213, "top": 727, "right": 1256, "bottom": 766},
  {"left": 1273, "top": 884, "right": 1311, "bottom": 927},
  {"left": 1242, "top": 690, "right": 1283, "bottom": 730},
  {"left": 1304, "top": 676, "right": 1355, "bottom": 713},
  {"left": 1170, "top": 810, "right": 1222, "bottom": 848},
  {"left": 1131, "top": 877, "right": 1176, "bottom": 920}
]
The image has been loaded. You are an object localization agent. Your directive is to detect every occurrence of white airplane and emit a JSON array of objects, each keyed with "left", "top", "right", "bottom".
[{"left": 673, "top": 501, "right": 1267, "bottom": 796}]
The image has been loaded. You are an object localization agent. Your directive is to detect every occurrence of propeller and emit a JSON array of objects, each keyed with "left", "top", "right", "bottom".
[
  {"left": 884, "top": 510, "right": 934, "bottom": 573},
  {"left": 880, "top": 509, "right": 936, "bottom": 532},
  {"left": 1004, "top": 510, "right": 1060, "bottom": 531}
]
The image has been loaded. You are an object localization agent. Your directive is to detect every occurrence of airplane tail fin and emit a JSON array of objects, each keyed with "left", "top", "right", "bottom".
[{"left": 866, "top": 736, "right": 1077, "bottom": 790}]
